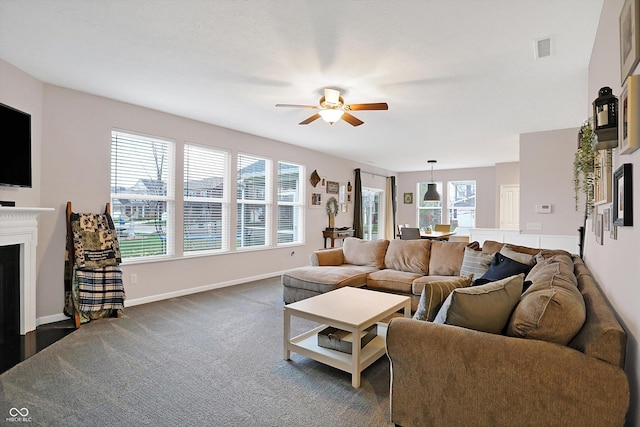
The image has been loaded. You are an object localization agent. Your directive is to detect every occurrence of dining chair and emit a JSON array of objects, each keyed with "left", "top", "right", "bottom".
[
  {"left": 434, "top": 224, "right": 451, "bottom": 241},
  {"left": 400, "top": 227, "right": 421, "bottom": 240}
]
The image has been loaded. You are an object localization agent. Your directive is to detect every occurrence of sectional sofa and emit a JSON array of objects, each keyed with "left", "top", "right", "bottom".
[{"left": 281, "top": 237, "right": 630, "bottom": 426}]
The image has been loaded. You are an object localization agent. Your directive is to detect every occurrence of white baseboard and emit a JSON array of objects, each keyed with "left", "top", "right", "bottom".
[{"left": 35, "top": 270, "right": 286, "bottom": 326}]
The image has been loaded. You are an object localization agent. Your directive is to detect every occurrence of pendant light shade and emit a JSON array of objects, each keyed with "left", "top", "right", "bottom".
[{"left": 423, "top": 160, "right": 441, "bottom": 201}]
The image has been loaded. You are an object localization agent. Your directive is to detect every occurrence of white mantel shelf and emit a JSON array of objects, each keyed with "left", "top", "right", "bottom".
[{"left": 0, "top": 207, "right": 54, "bottom": 334}]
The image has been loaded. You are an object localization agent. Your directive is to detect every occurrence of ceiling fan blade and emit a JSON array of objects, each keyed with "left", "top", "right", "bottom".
[
  {"left": 345, "top": 102, "right": 389, "bottom": 111},
  {"left": 341, "top": 112, "right": 364, "bottom": 127},
  {"left": 299, "top": 113, "right": 321, "bottom": 125},
  {"left": 275, "top": 104, "right": 319, "bottom": 109}
]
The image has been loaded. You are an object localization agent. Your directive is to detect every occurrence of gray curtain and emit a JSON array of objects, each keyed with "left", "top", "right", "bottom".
[
  {"left": 386, "top": 176, "right": 396, "bottom": 239},
  {"left": 353, "top": 169, "right": 363, "bottom": 238}
]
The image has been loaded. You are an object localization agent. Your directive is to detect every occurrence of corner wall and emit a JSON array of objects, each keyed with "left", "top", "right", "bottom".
[{"left": 587, "top": 1, "right": 640, "bottom": 425}]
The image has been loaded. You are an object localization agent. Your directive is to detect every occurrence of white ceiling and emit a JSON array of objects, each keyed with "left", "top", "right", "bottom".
[{"left": 0, "top": 0, "right": 603, "bottom": 172}]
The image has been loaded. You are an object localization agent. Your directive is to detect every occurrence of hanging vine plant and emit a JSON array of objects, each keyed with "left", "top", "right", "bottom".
[{"left": 574, "top": 120, "right": 596, "bottom": 218}]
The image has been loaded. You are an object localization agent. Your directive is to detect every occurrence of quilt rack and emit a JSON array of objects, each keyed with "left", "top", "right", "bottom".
[{"left": 64, "top": 201, "right": 126, "bottom": 328}]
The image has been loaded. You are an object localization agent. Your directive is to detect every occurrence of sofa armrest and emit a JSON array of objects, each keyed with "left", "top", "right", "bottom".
[
  {"left": 386, "top": 318, "right": 629, "bottom": 427},
  {"left": 309, "top": 248, "right": 345, "bottom": 266}
]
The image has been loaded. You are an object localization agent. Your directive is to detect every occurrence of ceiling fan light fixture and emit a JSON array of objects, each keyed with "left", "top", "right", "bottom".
[{"left": 319, "top": 108, "right": 344, "bottom": 124}]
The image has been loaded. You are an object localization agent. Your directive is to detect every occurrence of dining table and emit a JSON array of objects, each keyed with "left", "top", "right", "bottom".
[{"left": 420, "top": 230, "right": 456, "bottom": 240}]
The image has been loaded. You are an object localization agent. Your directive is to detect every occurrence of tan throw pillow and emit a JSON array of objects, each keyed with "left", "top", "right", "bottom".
[
  {"left": 507, "top": 266, "right": 585, "bottom": 345},
  {"left": 433, "top": 274, "right": 524, "bottom": 334},
  {"left": 413, "top": 274, "right": 473, "bottom": 321},
  {"left": 342, "top": 238, "right": 389, "bottom": 269},
  {"left": 384, "top": 239, "right": 431, "bottom": 274},
  {"left": 460, "top": 247, "right": 494, "bottom": 279},
  {"left": 500, "top": 245, "right": 538, "bottom": 266},
  {"left": 428, "top": 241, "right": 472, "bottom": 276}
]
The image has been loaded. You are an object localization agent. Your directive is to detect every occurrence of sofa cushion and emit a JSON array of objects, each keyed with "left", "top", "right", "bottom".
[
  {"left": 412, "top": 275, "right": 472, "bottom": 296},
  {"left": 482, "top": 240, "right": 572, "bottom": 258},
  {"left": 507, "top": 261, "right": 586, "bottom": 345},
  {"left": 282, "top": 265, "right": 377, "bottom": 292},
  {"left": 413, "top": 274, "right": 473, "bottom": 321},
  {"left": 428, "top": 241, "right": 476, "bottom": 276},
  {"left": 433, "top": 274, "right": 524, "bottom": 334},
  {"left": 474, "top": 253, "right": 533, "bottom": 286},
  {"left": 460, "top": 247, "right": 493, "bottom": 279},
  {"left": 526, "top": 255, "right": 577, "bottom": 286},
  {"left": 384, "top": 239, "right": 431, "bottom": 274},
  {"left": 342, "top": 237, "right": 389, "bottom": 269},
  {"left": 366, "top": 269, "right": 423, "bottom": 294}
]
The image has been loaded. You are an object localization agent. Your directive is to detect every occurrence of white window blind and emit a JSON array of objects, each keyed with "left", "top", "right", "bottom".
[
  {"left": 184, "top": 144, "right": 230, "bottom": 254},
  {"left": 277, "top": 161, "right": 304, "bottom": 244},
  {"left": 111, "top": 130, "right": 175, "bottom": 260},
  {"left": 237, "top": 153, "right": 271, "bottom": 248}
]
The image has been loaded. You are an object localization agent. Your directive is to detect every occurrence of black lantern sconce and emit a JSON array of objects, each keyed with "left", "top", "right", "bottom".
[{"left": 592, "top": 86, "right": 618, "bottom": 149}]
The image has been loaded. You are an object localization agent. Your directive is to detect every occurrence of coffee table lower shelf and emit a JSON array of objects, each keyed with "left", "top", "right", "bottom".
[{"left": 286, "top": 324, "right": 387, "bottom": 386}]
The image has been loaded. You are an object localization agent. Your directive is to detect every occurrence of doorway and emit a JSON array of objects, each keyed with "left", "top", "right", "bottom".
[
  {"left": 362, "top": 187, "right": 384, "bottom": 240},
  {"left": 500, "top": 184, "right": 520, "bottom": 229}
]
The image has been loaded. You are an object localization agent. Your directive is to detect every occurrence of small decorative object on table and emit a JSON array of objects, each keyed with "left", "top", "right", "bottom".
[{"left": 317, "top": 325, "right": 377, "bottom": 354}]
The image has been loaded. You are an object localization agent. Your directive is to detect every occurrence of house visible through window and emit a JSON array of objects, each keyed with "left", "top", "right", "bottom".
[
  {"left": 448, "top": 180, "right": 476, "bottom": 228},
  {"left": 277, "top": 161, "right": 304, "bottom": 244},
  {"left": 111, "top": 130, "right": 175, "bottom": 260},
  {"left": 362, "top": 187, "right": 384, "bottom": 240},
  {"left": 237, "top": 153, "right": 271, "bottom": 248},
  {"left": 417, "top": 181, "right": 443, "bottom": 230},
  {"left": 184, "top": 144, "right": 229, "bottom": 254}
]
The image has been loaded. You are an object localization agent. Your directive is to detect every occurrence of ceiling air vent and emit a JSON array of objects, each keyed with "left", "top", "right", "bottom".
[{"left": 535, "top": 36, "right": 552, "bottom": 59}]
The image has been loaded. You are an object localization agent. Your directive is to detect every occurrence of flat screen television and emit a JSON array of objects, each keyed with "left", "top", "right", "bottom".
[{"left": 0, "top": 103, "right": 32, "bottom": 188}]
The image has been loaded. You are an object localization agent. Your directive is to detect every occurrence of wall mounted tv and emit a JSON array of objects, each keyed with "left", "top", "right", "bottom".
[{"left": 0, "top": 103, "right": 32, "bottom": 188}]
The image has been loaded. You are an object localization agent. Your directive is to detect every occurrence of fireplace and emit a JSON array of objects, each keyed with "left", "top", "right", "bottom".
[{"left": 0, "top": 207, "right": 54, "bottom": 334}]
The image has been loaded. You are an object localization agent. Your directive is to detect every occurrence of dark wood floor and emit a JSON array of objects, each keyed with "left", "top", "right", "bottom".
[{"left": 0, "top": 319, "right": 76, "bottom": 374}]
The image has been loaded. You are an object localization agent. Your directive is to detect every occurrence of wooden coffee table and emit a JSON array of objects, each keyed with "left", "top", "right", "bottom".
[{"left": 283, "top": 287, "right": 411, "bottom": 387}]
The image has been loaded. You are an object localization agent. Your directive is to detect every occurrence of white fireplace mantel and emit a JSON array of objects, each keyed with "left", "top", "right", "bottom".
[{"left": 0, "top": 206, "right": 54, "bottom": 334}]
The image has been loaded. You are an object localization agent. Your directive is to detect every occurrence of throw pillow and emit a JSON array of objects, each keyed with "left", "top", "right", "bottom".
[
  {"left": 413, "top": 274, "right": 473, "bottom": 322},
  {"left": 473, "top": 253, "right": 533, "bottom": 286},
  {"left": 500, "top": 245, "right": 538, "bottom": 266},
  {"left": 460, "top": 247, "right": 494, "bottom": 279},
  {"left": 433, "top": 274, "right": 524, "bottom": 334}
]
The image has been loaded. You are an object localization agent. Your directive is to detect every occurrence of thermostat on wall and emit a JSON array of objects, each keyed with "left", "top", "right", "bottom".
[{"left": 535, "top": 204, "right": 552, "bottom": 214}]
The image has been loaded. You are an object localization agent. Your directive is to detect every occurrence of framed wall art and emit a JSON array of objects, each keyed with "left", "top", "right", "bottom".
[
  {"left": 593, "top": 148, "right": 612, "bottom": 205},
  {"left": 613, "top": 163, "right": 633, "bottom": 226},
  {"left": 326, "top": 180, "right": 339, "bottom": 194},
  {"left": 595, "top": 213, "right": 603, "bottom": 245},
  {"left": 620, "top": 0, "right": 640, "bottom": 84},
  {"left": 619, "top": 74, "right": 640, "bottom": 154},
  {"left": 311, "top": 192, "right": 322, "bottom": 207},
  {"left": 403, "top": 192, "right": 414, "bottom": 204}
]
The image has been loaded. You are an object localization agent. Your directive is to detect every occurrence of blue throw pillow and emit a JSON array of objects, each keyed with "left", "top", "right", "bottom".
[{"left": 473, "top": 253, "right": 533, "bottom": 288}]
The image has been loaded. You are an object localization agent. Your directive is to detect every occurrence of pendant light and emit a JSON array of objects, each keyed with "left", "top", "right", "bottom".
[{"left": 423, "top": 160, "right": 441, "bottom": 201}]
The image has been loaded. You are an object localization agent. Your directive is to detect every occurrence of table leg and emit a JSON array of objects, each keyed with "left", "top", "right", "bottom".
[
  {"left": 283, "top": 308, "right": 291, "bottom": 360},
  {"left": 351, "top": 328, "right": 362, "bottom": 388},
  {"left": 403, "top": 300, "right": 411, "bottom": 318}
]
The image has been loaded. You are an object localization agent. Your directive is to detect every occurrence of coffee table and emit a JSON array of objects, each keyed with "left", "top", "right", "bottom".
[{"left": 283, "top": 287, "right": 411, "bottom": 388}]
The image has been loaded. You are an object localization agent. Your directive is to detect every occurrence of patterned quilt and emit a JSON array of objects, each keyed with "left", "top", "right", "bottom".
[{"left": 70, "top": 212, "right": 122, "bottom": 268}]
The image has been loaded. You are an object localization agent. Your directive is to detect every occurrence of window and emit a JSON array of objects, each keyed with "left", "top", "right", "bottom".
[
  {"left": 184, "top": 144, "right": 229, "bottom": 254},
  {"left": 448, "top": 180, "right": 476, "bottom": 228},
  {"left": 417, "top": 181, "right": 443, "bottom": 230},
  {"left": 111, "top": 130, "right": 175, "bottom": 260},
  {"left": 362, "top": 188, "right": 384, "bottom": 240},
  {"left": 237, "top": 154, "right": 271, "bottom": 248},
  {"left": 277, "top": 161, "right": 304, "bottom": 244}
]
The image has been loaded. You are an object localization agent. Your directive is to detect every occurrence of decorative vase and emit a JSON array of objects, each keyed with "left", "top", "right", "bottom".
[{"left": 328, "top": 213, "right": 335, "bottom": 229}]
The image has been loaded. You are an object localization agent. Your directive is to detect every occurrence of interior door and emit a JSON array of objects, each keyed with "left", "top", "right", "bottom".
[{"left": 500, "top": 184, "right": 520, "bottom": 230}]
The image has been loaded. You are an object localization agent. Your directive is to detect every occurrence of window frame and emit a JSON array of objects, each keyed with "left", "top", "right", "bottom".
[
  {"left": 277, "top": 161, "right": 305, "bottom": 246},
  {"left": 236, "top": 152, "right": 272, "bottom": 250}
]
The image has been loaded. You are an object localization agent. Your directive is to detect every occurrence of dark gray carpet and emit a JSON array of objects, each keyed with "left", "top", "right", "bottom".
[{"left": 0, "top": 277, "right": 393, "bottom": 426}]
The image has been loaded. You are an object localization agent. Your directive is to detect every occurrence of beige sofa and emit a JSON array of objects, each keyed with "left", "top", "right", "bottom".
[
  {"left": 282, "top": 237, "right": 478, "bottom": 311},
  {"left": 386, "top": 247, "right": 629, "bottom": 427}
]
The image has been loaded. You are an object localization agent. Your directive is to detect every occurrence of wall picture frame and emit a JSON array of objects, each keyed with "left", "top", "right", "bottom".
[
  {"left": 311, "top": 192, "right": 322, "bottom": 207},
  {"left": 595, "top": 213, "right": 603, "bottom": 245},
  {"left": 613, "top": 163, "right": 633, "bottom": 226},
  {"left": 619, "top": 74, "right": 640, "bottom": 154},
  {"left": 326, "top": 180, "right": 339, "bottom": 194},
  {"left": 403, "top": 192, "right": 413, "bottom": 204},
  {"left": 593, "top": 149, "right": 612, "bottom": 205},
  {"left": 620, "top": 0, "right": 640, "bottom": 84}
]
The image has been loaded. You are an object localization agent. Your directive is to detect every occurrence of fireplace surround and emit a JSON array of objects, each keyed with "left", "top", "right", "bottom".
[{"left": 0, "top": 207, "right": 53, "bottom": 335}]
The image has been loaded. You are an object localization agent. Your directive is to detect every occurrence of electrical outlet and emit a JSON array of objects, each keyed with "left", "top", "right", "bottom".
[
  {"left": 526, "top": 222, "right": 542, "bottom": 231},
  {"left": 130, "top": 274, "right": 137, "bottom": 284}
]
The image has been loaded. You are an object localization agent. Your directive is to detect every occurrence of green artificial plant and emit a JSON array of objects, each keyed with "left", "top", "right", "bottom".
[{"left": 574, "top": 120, "right": 596, "bottom": 257}]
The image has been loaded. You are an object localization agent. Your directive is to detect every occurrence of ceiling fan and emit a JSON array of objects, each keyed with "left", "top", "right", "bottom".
[{"left": 275, "top": 88, "right": 388, "bottom": 126}]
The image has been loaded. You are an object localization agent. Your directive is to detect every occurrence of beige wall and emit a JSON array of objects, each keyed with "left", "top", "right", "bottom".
[
  {"left": 587, "top": 1, "right": 640, "bottom": 425},
  {"left": 519, "top": 127, "right": 583, "bottom": 235},
  {"left": 0, "top": 60, "right": 392, "bottom": 322}
]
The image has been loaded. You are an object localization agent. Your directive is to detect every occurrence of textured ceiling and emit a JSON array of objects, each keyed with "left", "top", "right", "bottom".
[{"left": 0, "top": 0, "right": 603, "bottom": 172}]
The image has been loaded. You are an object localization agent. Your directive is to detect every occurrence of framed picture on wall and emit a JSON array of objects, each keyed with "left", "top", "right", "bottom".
[
  {"left": 619, "top": 75, "right": 640, "bottom": 154},
  {"left": 326, "top": 180, "right": 339, "bottom": 194},
  {"left": 620, "top": 0, "right": 640, "bottom": 84},
  {"left": 403, "top": 192, "right": 413, "bottom": 204},
  {"left": 595, "top": 213, "right": 603, "bottom": 245},
  {"left": 593, "top": 149, "right": 612, "bottom": 205},
  {"left": 613, "top": 163, "right": 633, "bottom": 226}
]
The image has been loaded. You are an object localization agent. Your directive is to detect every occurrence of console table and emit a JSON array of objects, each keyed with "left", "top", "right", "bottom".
[{"left": 322, "top": 228, "right": 354, "bottom": 248}]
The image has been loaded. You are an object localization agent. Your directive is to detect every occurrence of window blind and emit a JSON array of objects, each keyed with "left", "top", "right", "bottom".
[
  {"left": 111, "top": 130, "right": 175, "bottom": 259},
  {"left": 237, "top": 153, "right": 271, "bottom": 248},
  {"left": 184, "top": 144, "right": 229, "bottom": 253}
]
